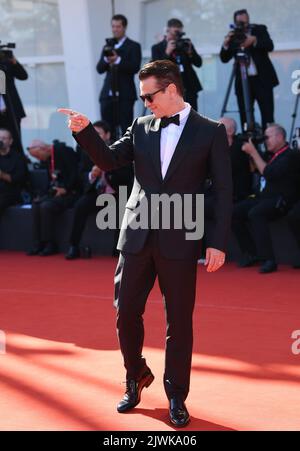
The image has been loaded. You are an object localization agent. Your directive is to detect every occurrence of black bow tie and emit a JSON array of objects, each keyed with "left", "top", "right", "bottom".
[{"left": 160, "top": 114, "right": 180, "bottom": 128}]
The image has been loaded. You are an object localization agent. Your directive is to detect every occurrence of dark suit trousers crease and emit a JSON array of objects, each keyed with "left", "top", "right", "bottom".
[
  {"left": 114, "top": 229, "right": 198, "bottom": 400},
  {"left": 100, "top": 98, "right": 135, "bottom": 137},
  {"left": 232, "top": 197, "right": 284, "bottom": 260},
  {"left": 69, "top": 191, "right": 98, "bottom": 246},
  {"left": 236, "top": 77, "right": 274, "bottom": 131}
]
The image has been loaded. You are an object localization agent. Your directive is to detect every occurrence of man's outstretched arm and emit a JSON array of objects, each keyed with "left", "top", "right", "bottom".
[{"left": 57, "top": 108, "right": 135, "bottom": 172}]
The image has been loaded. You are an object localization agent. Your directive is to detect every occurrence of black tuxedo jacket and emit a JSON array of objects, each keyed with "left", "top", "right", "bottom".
[
  {"left": 0, "top": 60, "right": 28, "bottom": 119},
  {"left": 74, "top": 110, "right": 232, "bottom": 259},
  {"left": 96, "top": 37, "right": 142, "bottom": 101},
  {"left": 219, "top": 24, "right": 279, "bottom": 91},
  {"left": 151, "top": 40, "right": 203, "bottom": 93}
]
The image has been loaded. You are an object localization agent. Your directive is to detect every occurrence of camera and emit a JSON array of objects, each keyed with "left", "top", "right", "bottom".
[
  {"left": 173, "top": 30, "right": 191, "bottom": 53},
  {"left": 237, "top": 129, "right": 266, "bottom": 146},
  {"left": 103, "top": 38, "right": 118, "bottom": 58},
  {"left": 48, "top": 169, "right": 63, "bottom": 197},
  {"left": 0, "top": 41, "right": 16, "bottom": 61},
  {"left": 228, "top": 22, "right": 249, "bottom": 49}
]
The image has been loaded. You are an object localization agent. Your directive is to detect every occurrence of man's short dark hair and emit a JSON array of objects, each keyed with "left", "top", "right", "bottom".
[
  {"left": 139, "top": 60, "right": 184, "bottom": 97},
  {"left": 93, "top": 120, "right": 111, "bottom": 134},
  {"left": 233, "top": 9, "right": 249, "bottom": 23},
  {"left": 167, "top": 18, "right": 183, "bottom": 28},
  {"left": 112, "top": 14, "right": 128, "bottom": 28}
]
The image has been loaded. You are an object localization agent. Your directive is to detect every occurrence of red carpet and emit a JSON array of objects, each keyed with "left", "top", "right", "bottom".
[{"left": 0, "top": 251, "right": 299, "bottom": 430}]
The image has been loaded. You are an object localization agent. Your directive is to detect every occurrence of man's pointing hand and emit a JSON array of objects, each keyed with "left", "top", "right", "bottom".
[{"left": 57, "top": 108, "right": 90, "bottom": 133}]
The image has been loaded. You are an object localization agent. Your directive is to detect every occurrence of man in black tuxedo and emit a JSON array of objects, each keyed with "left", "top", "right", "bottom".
[
  {"left": 232, "top": 124, "right": 299, "bottom": 273},
  {"left": 58, "top": 60, "right": 232, "bottom": 428},
  {"left": 151, "top": 18, "right": 202, "bottom": 111},
  {"left": 96, "top": 14, "right": 142, "bottom": 138},
  {"left": 0, "top": 52, "right": 28, "bottom": 152},
  {"left": 220, "top": 9, "right": 279, "bottom": 131}
]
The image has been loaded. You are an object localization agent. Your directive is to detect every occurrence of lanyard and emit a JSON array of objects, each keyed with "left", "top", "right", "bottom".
[{"left": 268, "top": 145, "right": 289, "bottom": 165}]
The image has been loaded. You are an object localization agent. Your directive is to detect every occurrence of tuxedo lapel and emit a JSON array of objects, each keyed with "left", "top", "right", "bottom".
[
  {"left": 148, "top": 116, "right": 162, "bottom": 182},
  {"left": 163, "top": 109, "right": 198, "bottom": 183}
]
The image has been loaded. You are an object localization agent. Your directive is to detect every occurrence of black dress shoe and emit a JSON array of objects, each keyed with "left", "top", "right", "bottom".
[
  {"left": 65, "top": 245, "right": 80, "bottom": 260},
  {"left": 259, "top": 259, "right": 278, "bottom": 274},
  {"left": 117, "top": 368, "right": 154, "bottom": 413},
  {"left": 39, "top": 242, "right": 58, "bottom": 256},
  {"left": 27, "top": 243, "right": 45, "bottom": 256},
  {"left": 169, "top": 397, "right": 190, "bottom": 428},
  {"left": 238, "top": 253, "right": 259, "bottom": 268}
]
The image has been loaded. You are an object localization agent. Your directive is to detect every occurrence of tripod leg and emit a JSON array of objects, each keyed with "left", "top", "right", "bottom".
[
  {"left": 238, "top": 59, "right": 255, "bottom": 131},
  {"left": 220, "top": 63, "right": 236, "bottom": 117},
  {"left": 289, "top": 93, "right": 300, "bottom": 144}
]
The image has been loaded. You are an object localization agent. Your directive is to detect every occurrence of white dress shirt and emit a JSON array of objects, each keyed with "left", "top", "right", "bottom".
[{"left": 160, "top": 102, "right": 191, "bottom": 179}]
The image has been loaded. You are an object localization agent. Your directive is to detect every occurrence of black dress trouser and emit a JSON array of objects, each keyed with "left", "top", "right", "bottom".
[
  {"left": 32, "top": 194, "right": 77, "bottom": 244},
  {"left": 232, "top": 197, "right": 285, "bottom": 260},
  {"left": 100, "top": 98, "right": 135, "bottom": 139},
  {"left": 236, "top": 76, "right": 274, "bottom": 131},
  {"left": 114, "top": 229, "right": 198, "bottom": 401}
]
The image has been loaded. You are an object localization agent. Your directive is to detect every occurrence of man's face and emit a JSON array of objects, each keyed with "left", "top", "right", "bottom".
[
  {"left": 111, "top": 20, "right": 126, "bottom": 40},
  {"left": 235, "top": 13, "right": 249, "bottom": 28},
  {"left": 264, "top": 127, "right": 285, "bottom": 152},
  {"left": 0, "top": 130, "right": 13, "bottom": 151},
  {"left": 94, "top": 126, "right": 111, "bottom": 143},
  {"left": 166, "top": 26, "right": 183, "bottom": 41},
  {"left": 140, "top": 76, "right": 174, "bottom": 118}
]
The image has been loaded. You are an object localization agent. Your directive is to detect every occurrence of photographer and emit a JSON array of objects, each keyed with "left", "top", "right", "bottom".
[
  {"left": 232, "top": 124, "right": 299, "bottom": 273},
  {"left": 0, "top": 45, "right": 28, "bottom": 152},
  {"left": 96, "top": 14, "right": 142, "bottom": 138},
  {"left": 151, "top": 18, "right": 202, "bottom": 111},
  {"left": 220, "top": 9, "right": 279, "bottom": 131},
  {"left": 26, "top": 139, "right": 79, "bottom": 256},
  {"left": 0, "top": 127, "right": 27, "bottom": 217}
]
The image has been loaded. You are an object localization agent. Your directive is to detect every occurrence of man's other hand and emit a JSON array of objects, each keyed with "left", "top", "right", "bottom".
[
  {"left": 205, "top": 247, "right": 226, "bottom": 272},
  {"left": 57, "top": 108, "right": 90, "bottom": 133}
]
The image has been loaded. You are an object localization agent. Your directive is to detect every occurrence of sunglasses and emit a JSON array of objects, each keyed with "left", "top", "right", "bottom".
[{"left": 140, "top": 87, "right": 165, "bottom": 104}]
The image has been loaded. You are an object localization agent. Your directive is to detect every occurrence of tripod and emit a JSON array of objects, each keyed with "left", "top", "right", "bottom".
[
  {"left": 289, "top": 82, "right": 300, "bottom": 144},
  {"left": 0, "top": 61, "right": 24, "bottom": 153},
  {"left": 220, "top": 48, "right": 255, "bottom": 133}
]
